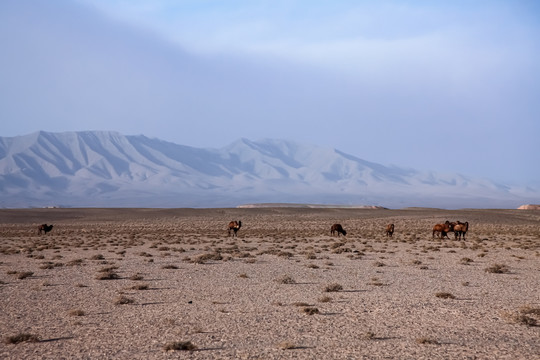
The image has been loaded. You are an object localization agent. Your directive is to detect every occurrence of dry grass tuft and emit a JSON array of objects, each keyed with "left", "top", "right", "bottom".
[
  {"left": 4, "top": 333, "right": 40, "bottom": 344},
  {"left": 68, "top": 309, "right": 85, "bottom": 316},
  {"left": 324, "top": 283, "right": 343, "bottom": 292},
  {"left": 17, "top": 271, "right": 34, "bottom": 280},
  {"left": 96, "top": 271, "right": 120, "bottom": 280},
  {"left": 161, "top": 265, "right": 178, "bottom": 269},
  {"left": 129, "top": 273, "right": 144, "bottom": 281},
  {"left": 302, "top": 307, "right": 320, "bottom": 315},
  {"left": 318, "top": 295, "right": 332, "bottom": 303},
  {"left": 114, "top": 295, "right": 135, "bottom": 305},
  {"left": 416, "top": 337, "right": 439, "bottom": 345},
  {"left": 191, "top": 252, "right": 223, "bottom": 264},
  {"left": 501, "top": 311, "right": 538, "bottom": 327},
  {"left": 278, "top": 341, "right": 296, "bottom": 350},
  {"left": 435, "top": 292, "right": 456, "bottom": 299},
  {"left": 485, "top": 264, "right": 509, "bottom": 274},
  {"left": 275, "top": 274, "right": 296, "bottom": 284},
  {"left": 130, "top": 284, "right": 149, "bottom": 290},
  {"left": 519, "top": 305, "right": 540, "bottom": 316},
  {"left": 363, "top": 331, "right": 376, "bottom": 340},
  {"left": 163, "top": 341, "right": 197, "bottom": 351}
]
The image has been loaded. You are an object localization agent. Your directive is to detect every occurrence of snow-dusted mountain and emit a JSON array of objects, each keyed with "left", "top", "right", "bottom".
[{"left": 0, "top": 131, "right": 537, "bottom": 208}]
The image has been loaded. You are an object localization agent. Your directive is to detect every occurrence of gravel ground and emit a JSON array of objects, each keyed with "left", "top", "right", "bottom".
[{"left": 0, "top": 207, "right": 539, "bottom": 359}]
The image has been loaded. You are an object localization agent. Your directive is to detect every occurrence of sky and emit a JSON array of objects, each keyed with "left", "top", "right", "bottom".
[{"left": 1, "top": 0, "right": 539, "bottom": 185}]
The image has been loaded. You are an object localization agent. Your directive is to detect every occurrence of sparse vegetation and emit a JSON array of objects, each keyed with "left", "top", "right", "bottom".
[
  {"left": 96, "top": 271, "right": 120, "bottom": 280},
  {"left": 114, "top": 295, "right": 135, "bottom": 305},
  {"left": 324, "top": 283, "right": 343, "bottom": 292},
  {"left": 4, "top": 333, "right": 40, "bottom": 344},
  {"left": 318, "top": 295, "right": 332, "bottom": 303},
  {"left": 278, "top": 341, "right": 296, "bottom": 350},
  {"left": 485, "top": 264, "right": 510, "bottom": 274},
  {"left": 1, "top": 208, "right": 539, "bottom": 359},
  {"left": 16, "top": 271, "right": 34, "bottom": 280},
  {"left": 68, "top": 309, "right": 85, "bottom": 316},
  {"left": 129, "top": 273, "right": 144, "bottom": 281},
  {"left": 416, "top": 337, "right": 439, "bottom": 345},
  {"left": 130, "top": 284, "right": 149, "bottom": 290},
  {"left": 363, "top": 331, "right": 376, "bottom": 340},
  {"left": 275, "top": 274, "right": 296, "bottom": 284},
  {"left": 435, "top": 292, "right": 456, "bottom": 299},
  {"left": 302, "top": 307, "right": 320, "bottom": 315},
  {"left": 163, "top": 341, "right": 197, "bottom": 351},
  {"left": 161, "top": 264, "right": 178, "bottom": 269}
]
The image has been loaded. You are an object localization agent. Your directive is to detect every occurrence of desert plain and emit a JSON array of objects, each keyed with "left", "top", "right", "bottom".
[{"left": 0, "top": 207, "right": 539, "bottom": 359}]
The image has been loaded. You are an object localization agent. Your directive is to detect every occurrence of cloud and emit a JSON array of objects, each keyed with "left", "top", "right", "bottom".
[{"left": 1, "top": 0, "right": 539, "bottom": 184}]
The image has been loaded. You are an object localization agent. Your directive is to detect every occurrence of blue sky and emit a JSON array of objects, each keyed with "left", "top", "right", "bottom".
[{"left": 1, "top": 0, "right": 539, "bottom": 184}]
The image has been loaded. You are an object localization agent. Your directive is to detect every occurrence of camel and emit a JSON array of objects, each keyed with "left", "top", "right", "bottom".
[
  {"left": 385, "top": 224, "right": 394, "bottom": 237},
  {"left": 453, "top": 221, "right": 469, "bottom": 240},
  {"left": 330, "top": 224, "right": 347, "bottom": 236},
  {"left": 38, "top": 224, "right": 54, "bottom": 235},
  {"left": 228, "top": 220, "right": 242, "bottom": 237},
  {"left": 432, "top": 221, "right": 453, "bottom": 239}
]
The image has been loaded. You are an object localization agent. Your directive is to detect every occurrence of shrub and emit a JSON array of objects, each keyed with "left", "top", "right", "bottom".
[
  {"left": 324, "top": 283, "right": 343, "bottom": 292},
  {"left": 278, "top": 341, "right": 296, "bottom": 350},
  {"left": 162, "top": 265, "right": 178, "bottom": 269},
  {"left": 163, "top": 341, "right": 197, "bottom": 351},
  {"left": 416, "top": 337, "right": 439, "bottom": 345},
  {"left": 68, "top": 309, "right": 85, "bottom": 316},
  {"left": 485, "top": 264, "right": 509, "bottom": 274},
  {"left": 275, "top": 274, "right": 296, "bottom": 284},
  {"left": 435, "top": 292, "right": 456, "bottom": 299},
  {"left": 318, "top": 295, "right": 332, "bottom": 303},
  {"left": 96, "top": 271, "right": 119, "bottom": 280},
  {"left": 302, "top": 307, "right": 320, "bottom": 315},
  {"left": 114, "top": 295, "right": 134, "bottom": 305},
  {"left": 191, "top": 252, "right": 222, "bottom": 264},
  {"left": 131, "top": 284, "right": 149, "bottom": 290},
  {"left": 502, "top": 311, "right": 538, "bottom": 327},
  {"left": 4, "top": 333, "right": 40, "bottom": 344},
  {"left": 17, "top": 271, "right": 34, "bottom": 280}
]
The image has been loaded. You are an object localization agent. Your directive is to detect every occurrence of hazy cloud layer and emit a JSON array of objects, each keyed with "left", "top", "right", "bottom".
[{"left": 1, "top": 0, "right": 539, "bottom": 184}]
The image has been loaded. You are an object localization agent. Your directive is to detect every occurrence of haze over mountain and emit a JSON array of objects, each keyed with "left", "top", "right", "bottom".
[
  {"left": 0, "top": 131, "right": 537, "bottom": 209},
  {"left": 2, "top": 1, "right": 539, "bottom": 186}
]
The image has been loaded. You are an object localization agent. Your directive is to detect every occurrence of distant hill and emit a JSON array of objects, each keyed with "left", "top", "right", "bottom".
[
  {"left": 518, "top": 204, "right": 540, "bottom": 210},
  {"left": 0, "top": 131, "right": 537, "bottom": 208}
]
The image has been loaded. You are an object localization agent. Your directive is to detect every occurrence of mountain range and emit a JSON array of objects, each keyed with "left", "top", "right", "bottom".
[{"left": 0, "top": 131, "right": 537, "bottom": 209}]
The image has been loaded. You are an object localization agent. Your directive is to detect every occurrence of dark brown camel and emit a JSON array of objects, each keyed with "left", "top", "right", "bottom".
[
  {"left": 330, "top": 224, "right": 347, "bottom": 236},
  {"left": 38, "top": 224, "right": 54, "bottom": 235},
  {"left": 385, "top": 223, "right": 394, "bottom": 237},
  {"left": 228, "top": 220, "right": 242, "bottom": 237}
]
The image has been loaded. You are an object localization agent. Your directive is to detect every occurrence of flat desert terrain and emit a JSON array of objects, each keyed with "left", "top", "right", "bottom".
[{"left": 1, "top": 207, "right": 539, "bottom": 359}]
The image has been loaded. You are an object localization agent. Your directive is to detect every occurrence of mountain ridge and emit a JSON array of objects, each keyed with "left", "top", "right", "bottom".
[{"left": 0, "top": 131, "right": 537, "bottom": 209}]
